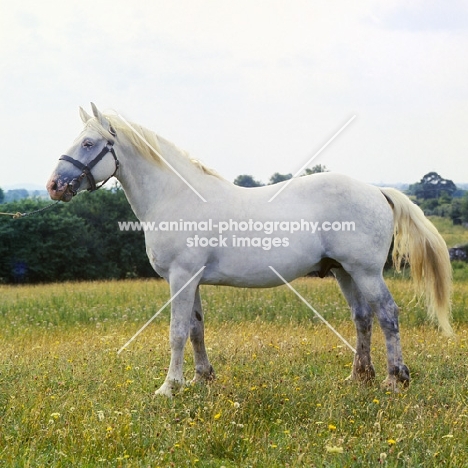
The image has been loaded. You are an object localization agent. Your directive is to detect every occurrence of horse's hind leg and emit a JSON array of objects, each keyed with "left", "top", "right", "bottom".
[
  {"left": 352, "top": 273, "right": 410, "bottom": 391},
  {"left": 334, "top": 270, "right": 375, "bottom": 383},
  {"left": 190, "top": 287, "right": 215, "bottom": 384}
]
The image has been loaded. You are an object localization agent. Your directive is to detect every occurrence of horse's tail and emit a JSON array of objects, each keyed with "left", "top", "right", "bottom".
[{"left": 380, "top": 187, "right": 453, "bottom": 335}]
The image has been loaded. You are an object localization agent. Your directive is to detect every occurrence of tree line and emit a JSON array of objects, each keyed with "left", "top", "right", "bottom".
[
  {"left": 406, "top": 172, "right": 468, "bottom": 224},
  {"left": 0, "top": 169, "right": 467, "bottom": 283},
  {"left": 233, "top": 164, "right": 328, "bottom": 187},
  {"left": 0, "top": 187, "right": 155, "bottom": 283}
]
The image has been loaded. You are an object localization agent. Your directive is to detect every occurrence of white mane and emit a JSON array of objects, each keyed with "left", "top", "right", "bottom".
[{"left": 86, "top": 115, "right": 223, "bottom": 179}]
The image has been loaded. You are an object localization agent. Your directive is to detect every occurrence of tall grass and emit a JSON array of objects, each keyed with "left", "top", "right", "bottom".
[
  {"left": 429, "top": 216, "right": 468, "bottom": 248},
  {"left": 1, "top": 278, "right": 468, "bottom": 466}
]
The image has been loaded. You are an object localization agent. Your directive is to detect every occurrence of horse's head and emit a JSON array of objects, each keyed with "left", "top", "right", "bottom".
[{"left": 47, "top": 103, "right": 119, "bottom": 202}]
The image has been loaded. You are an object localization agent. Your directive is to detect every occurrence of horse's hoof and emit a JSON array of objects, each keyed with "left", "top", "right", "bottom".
[
  {"left": 381, "top": 377, "right": 402, "bottom": 393},
  {"left": 390, "top": 364, "right": 410, "bottom": 387},
  {"left": 191, "top": 365, "right": 216, "bottom": 385},
  {"left": 346, "top": 363, "right": 376, "bottom": 384},
  {"left": 382, "top": 365, "right": 410, "bottom": 392},
  {"left": 155, "top": 380, "right": 183, "bottom": 398}
]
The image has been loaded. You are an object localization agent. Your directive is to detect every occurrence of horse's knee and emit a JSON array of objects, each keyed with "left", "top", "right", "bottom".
[{"left": 170, "top": 330, "right": 189, "bottom": 350}]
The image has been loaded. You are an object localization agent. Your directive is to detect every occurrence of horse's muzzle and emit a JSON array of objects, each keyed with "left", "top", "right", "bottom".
[{"left": 46, "top": 175, "right": 74, "bottom": 202}]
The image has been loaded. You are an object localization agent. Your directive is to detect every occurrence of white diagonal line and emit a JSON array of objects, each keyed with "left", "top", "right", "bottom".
[
  {"left": 117, "top": 266, "right": 206, "bottom": 355},
  {"left": 116, "top": 113, "right": 207, "bottom": 202},
  {"left": 268, "top": 115, "right": 356, "bottom": 203},
  {"left": 269, "top": 266, "right": 356, "bottom": 353}
]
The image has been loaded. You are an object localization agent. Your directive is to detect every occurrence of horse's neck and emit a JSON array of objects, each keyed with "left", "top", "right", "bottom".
[{"left": 116, "top": 139, "right": 226, "bottom": 220}]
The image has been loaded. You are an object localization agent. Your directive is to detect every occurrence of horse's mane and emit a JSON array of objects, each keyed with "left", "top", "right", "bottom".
[{"left": 86, "top": 114, "right": 222, "bottom": 179}]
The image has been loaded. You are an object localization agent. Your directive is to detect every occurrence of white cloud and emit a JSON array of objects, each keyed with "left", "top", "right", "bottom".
[{"left": 0, "top": 0, "right": 467, "bottom": 189}]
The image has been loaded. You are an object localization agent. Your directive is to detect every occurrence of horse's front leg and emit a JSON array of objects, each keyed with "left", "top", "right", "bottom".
[
  {"left": 155, "top": 276, "right": 199, "bottom": 398},
  {"left": 190, "top": 287, "right": 215, "bottom": 384}
]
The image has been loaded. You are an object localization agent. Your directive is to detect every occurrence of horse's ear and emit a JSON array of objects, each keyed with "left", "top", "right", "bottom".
[
  {"left": 79, "top": 106, "right": 92, "bottom": 123},
  {"left": 90, "top": 102, "right": 113, "bottom": 134},
  {"left": 91, "top": 102, "right": 105, "bottom": 125}
]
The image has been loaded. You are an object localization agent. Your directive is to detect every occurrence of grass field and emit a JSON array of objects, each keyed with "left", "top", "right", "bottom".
[
  {"left": 1, "top": 276, "right": 468, "bottom": 467},
  {"left": 430, "top": 217, "right": 468, "bottom": 249}
]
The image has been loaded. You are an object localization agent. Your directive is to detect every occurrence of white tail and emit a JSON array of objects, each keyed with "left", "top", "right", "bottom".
[{"left": 380, "top": 187, "right": 453, "bottom": 335}]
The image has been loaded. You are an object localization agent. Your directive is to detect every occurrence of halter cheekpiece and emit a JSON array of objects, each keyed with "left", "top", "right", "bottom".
[{"left": 59, "top": 126, "right": 120, "bottom": 196}]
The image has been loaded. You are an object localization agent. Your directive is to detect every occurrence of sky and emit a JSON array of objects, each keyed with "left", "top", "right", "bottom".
[{"left": 0, "top": 0, "right": 467, "bottom": 190}]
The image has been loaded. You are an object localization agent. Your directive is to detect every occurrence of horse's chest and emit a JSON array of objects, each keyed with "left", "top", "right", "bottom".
[{"left": 146, "top": 245, "right": 170, "bottom": 279}]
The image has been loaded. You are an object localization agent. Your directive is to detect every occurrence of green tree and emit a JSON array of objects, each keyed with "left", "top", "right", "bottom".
[
  {"left": 451, "top": 198, "right": 463, "bottom": 224},
  {"left": 409, "top": 172, "right": 457, "bottom": 200},
  {"left": 460, "top": 192, "right": 468, "bottom": 223},
  {"left": 233, "top": 174, "right": 264, "bottom": 187},
  {"left": 4, "top": 189, "right": 29, "bottom": 202},
  {"left": 67, "top": 188, "right": 155, "bottom": 279},
  {"left": 0, "top": 187, "right": 4, "bottom": 204},
  {"left": 303, "top": 164, "right": 329, "bottom": 175},
  {"left": 0, "top": 188, "right": 156, "bottom": 283},
  {"left": 268, "top": 172, "right": 292, "bottom": 185},
  {"left": 0, "top": 200, "right": 92, "bottom": 282}
]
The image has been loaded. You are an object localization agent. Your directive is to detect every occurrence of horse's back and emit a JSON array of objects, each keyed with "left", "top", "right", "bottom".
[{"left": 199, "top": 172, "right": 396, "bottom": 284}]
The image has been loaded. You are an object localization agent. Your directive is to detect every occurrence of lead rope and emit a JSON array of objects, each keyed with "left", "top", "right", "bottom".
[{"left": 0, "top": 200, "right": 60, "bottom": 219}]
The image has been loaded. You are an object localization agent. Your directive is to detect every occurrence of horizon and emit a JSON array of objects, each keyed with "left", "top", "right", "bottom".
[{"left": 5, "top": 176, "right": 468, "bottom": 194}]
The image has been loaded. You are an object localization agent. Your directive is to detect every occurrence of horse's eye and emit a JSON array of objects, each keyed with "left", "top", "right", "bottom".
[{"left": 83, "top": 140, "right": 94, "bottom": 148}]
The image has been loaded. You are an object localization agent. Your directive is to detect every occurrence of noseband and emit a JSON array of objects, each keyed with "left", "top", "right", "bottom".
[{"left": 59, "top": 135, "right": 120, "bottom": 196}]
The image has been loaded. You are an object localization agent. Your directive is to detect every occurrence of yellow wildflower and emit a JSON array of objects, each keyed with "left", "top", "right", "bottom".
[{"left": 325, "top": 445, "right": 344, "bottom": 453}]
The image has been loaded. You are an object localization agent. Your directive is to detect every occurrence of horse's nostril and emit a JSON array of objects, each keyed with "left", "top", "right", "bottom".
[{"left": 51, "top": 181, "right": 58, "bottom": 191}]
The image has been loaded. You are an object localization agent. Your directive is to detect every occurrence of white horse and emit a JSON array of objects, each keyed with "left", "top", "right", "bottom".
[{"left": 47, "top": 103, "right": 452, "bottom": 397}]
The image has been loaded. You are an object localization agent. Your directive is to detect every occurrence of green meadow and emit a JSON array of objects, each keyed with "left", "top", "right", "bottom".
[
  {"left": 1, "top": 274, "right": 468, "bottom": 467},
  {"left": 0, "top": 216, "right": 467, "bottom": 466}
]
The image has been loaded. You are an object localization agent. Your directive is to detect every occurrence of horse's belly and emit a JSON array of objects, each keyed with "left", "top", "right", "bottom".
[{"left": 200, "top": 247, "right": 323, "bottom": 287}]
